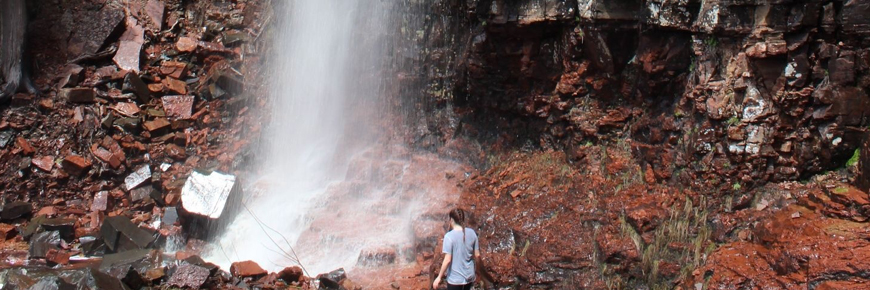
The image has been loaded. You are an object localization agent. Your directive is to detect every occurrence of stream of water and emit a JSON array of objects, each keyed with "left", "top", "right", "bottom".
[{"left": 205, "top": 0, "right": 405, "bottom": 274}]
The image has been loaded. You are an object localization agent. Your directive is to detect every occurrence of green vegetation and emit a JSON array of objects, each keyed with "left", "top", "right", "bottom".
[
  {"left": 846, "top": 148, "right": 860, "bottom": 167},
  {"left": 704, "top": 36, "right": 718, "bottom": 48},
  {"left": 732, "top": 182, "right": 742, "bottom": 191},
  {"left": 726, "top": 116, "right": 740, "bottom": 126},
  {"left": 619, "top": 197, "right": 713, "bottom": 290}
]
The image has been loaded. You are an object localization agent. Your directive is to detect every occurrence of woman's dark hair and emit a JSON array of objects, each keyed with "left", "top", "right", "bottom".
[{"left": 449, "top": 208, "right": 468, "bottom": 246}]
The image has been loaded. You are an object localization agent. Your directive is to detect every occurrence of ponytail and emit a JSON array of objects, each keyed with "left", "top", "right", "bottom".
[{"left": 449, "top": 208, "right": 471, "bottom": 252}]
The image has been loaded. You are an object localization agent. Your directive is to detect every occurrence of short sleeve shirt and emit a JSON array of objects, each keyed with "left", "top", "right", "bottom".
[{"left": 442, "top": 228, "right": 478, "bottom": 285}]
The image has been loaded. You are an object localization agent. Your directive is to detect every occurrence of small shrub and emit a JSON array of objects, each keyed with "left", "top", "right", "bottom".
[{"left": 846, "top": 148, "right": 860, "bottom": 167}]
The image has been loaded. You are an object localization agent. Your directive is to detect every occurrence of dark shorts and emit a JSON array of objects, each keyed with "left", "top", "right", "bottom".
[{"left": 447, "top": 283, "right": 473, "bottom": 290}]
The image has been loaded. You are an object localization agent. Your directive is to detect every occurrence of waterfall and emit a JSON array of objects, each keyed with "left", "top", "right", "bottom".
[{"left": 206, "top": 0, "right": 400, "bottom": 274}]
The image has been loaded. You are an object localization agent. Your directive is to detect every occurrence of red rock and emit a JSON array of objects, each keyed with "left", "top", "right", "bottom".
[
  {"left": 176, "top": 37, "right": 198, "bottom": 52},
  {"left": 148, "top": 83, "right": 164, "bottom": 93},
  {"left": 160, "top": 61, "right": 188, "bottom": 79},
  {"left": 36, "top": 206, "right": 58, "bottom": 217},
  {"left": 143, "top": 118, "right": 171, "bottom": 133},
  {"left": 144, "top": 0, "right": 165, "bottom": 30},
  {"left": 162, "top": 78, "right": 187, "bottom": 95},
  {"left": 46, "top": 249, "right": 71, "bottom": 265},
  {"left": 15, "top": 137, "right": 34, "bottom": 155},
  {"left": 92, "top": 191, "right": 108, "bottom": 212},
  {"left": 0, "top": 223, "right": 17, "bottom": 241},
  {"left": 37, "top": 99, "right": 54, "bottom": 110},
  {"left": 174, "top": 251, "right": 195, "bottom": 261},
  {"left": 165, "top": 143, "right": 186, "bottom": 159},
  {"left": 62, "top": 155, "right": 92, "bottom": 175},
  {"left": 31, "top": 156, "right": 54, "bottom": 172},
  {"left": 230, "top": 260, "right": 267, "bottom": 277},
  {"left": 113, "top": 102, "right": 140, "bottom": 117},
  {"left": 164, "top": 193, "right": 179, "bottom": 205},
  {"left": 114, "top": 40, "right": 142, "bottom": 72},
  {"left": 278, "top": 266, "right": 304, "bottom": 283},
  {"left": 162, "top": 95, "right": 194, "bottom": 120}
]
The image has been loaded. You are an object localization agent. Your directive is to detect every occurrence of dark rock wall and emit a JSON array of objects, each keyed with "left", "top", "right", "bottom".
[
  {"left": 0, "top": 0, "right": 27, "bottom": 101},
  {"left": 412, "top": 0, "right": 870, "bottom": 192}
]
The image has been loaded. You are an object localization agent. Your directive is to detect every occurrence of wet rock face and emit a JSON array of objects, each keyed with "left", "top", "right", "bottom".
[
  {"left": 0, "top": 0, "right": 27, "bottom": 102},
  {"left": 419, "top": 0, "right": 870, "bottom": 192}
]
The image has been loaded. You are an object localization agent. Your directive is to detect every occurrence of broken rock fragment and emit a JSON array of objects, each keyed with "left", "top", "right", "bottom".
[
  {"left": 101, "top": 216, "right": 157, "bottom": 252},
  {"left": 160, "top": 61, "right": 187, "bottom": 79},
  {"left": 162, "top": 78, "right": 187, "bottom": 95},
  {"left": 179, "top": 170, "right": 241, "bottom": 237},
  {"left": 29, "top": 230, "right": 61, "bottom": 258},
  {"left": 114, "top": 41, "right": 143, "bottom": 73},
  {"left": 180, "top": 171, "right": 239, "bottom": 220},
  {"left": 1, "top": 201, "right": 32, "bottom": 221},
  {"left": 123, "top": 72, "right": 151, "bottom": 104},
  {"left": 162, "top": 95, "right": 193, "bottom": 119},
  {"left": 125, "top": 165, "right": 151, "bottom": 191},
  {"left": 176, "top": 37, "right": 198, "bottom": 52},
  {"left": 92, "top": 191, "right": 109, "bottom": 212},
  {"left": 62, "top": 155, "right": 92, "bottom": 176},
  {"left": 230, "top": 260, "right": 267, "bottom": 277},
  {"left": 167, "top": 264, "right": 210, "bottom": 288},
  {"left": 143, "top": 118, "right": 170, "bottom": 134},
  {"left": 60, "top": 87, "right": 96, "bottom": 103},
  {"left": 317, "top": 268, "right": 347, "bottom": 289}
]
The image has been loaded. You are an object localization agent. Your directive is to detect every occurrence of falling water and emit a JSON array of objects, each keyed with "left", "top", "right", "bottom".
[{"left": 206, "top": 0, "right": 406, "bottom": 274}]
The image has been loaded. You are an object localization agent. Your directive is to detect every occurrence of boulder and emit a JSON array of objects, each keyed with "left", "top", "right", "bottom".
[
  {"left": 100, "top": 216, "right": 157, "bottom": 252},
  {"left": 230, "top": 260, "right": 267, "bottom": 277},
  {"left": 179, "top": 170, "right": 241, "bottom": 237},
  {"left": 167, "top": 264, "right": 210, "bottom": 288},
  {"left": 278, "top": 266, "right": 304, "bottom": 283},
  {"left": 1, "top": 201, "right": 32, "bottom": 220}
]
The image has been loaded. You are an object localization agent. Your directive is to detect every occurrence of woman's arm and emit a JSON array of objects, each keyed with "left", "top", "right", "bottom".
[{"left": 433, "top": 253, "right": 452, "bottom": 289}]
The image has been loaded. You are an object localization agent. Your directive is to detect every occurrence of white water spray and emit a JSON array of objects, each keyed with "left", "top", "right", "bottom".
[{"left": 207, "top": 0, "right": 399, "bottom": 274}]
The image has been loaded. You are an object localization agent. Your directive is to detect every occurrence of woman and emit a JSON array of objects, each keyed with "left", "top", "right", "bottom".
[{"left": 433, "top": 208, "right": 480, "bottom": 290}]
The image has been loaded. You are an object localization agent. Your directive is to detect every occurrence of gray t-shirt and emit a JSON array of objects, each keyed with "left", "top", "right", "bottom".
[{"left": 442, "top": 228, "right": 479, "bottom": 285}]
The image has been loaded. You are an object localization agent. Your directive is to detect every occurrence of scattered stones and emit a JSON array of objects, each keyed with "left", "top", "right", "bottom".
[{"left": 230, "top": 260, "right": 267, "bottom": 277}]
